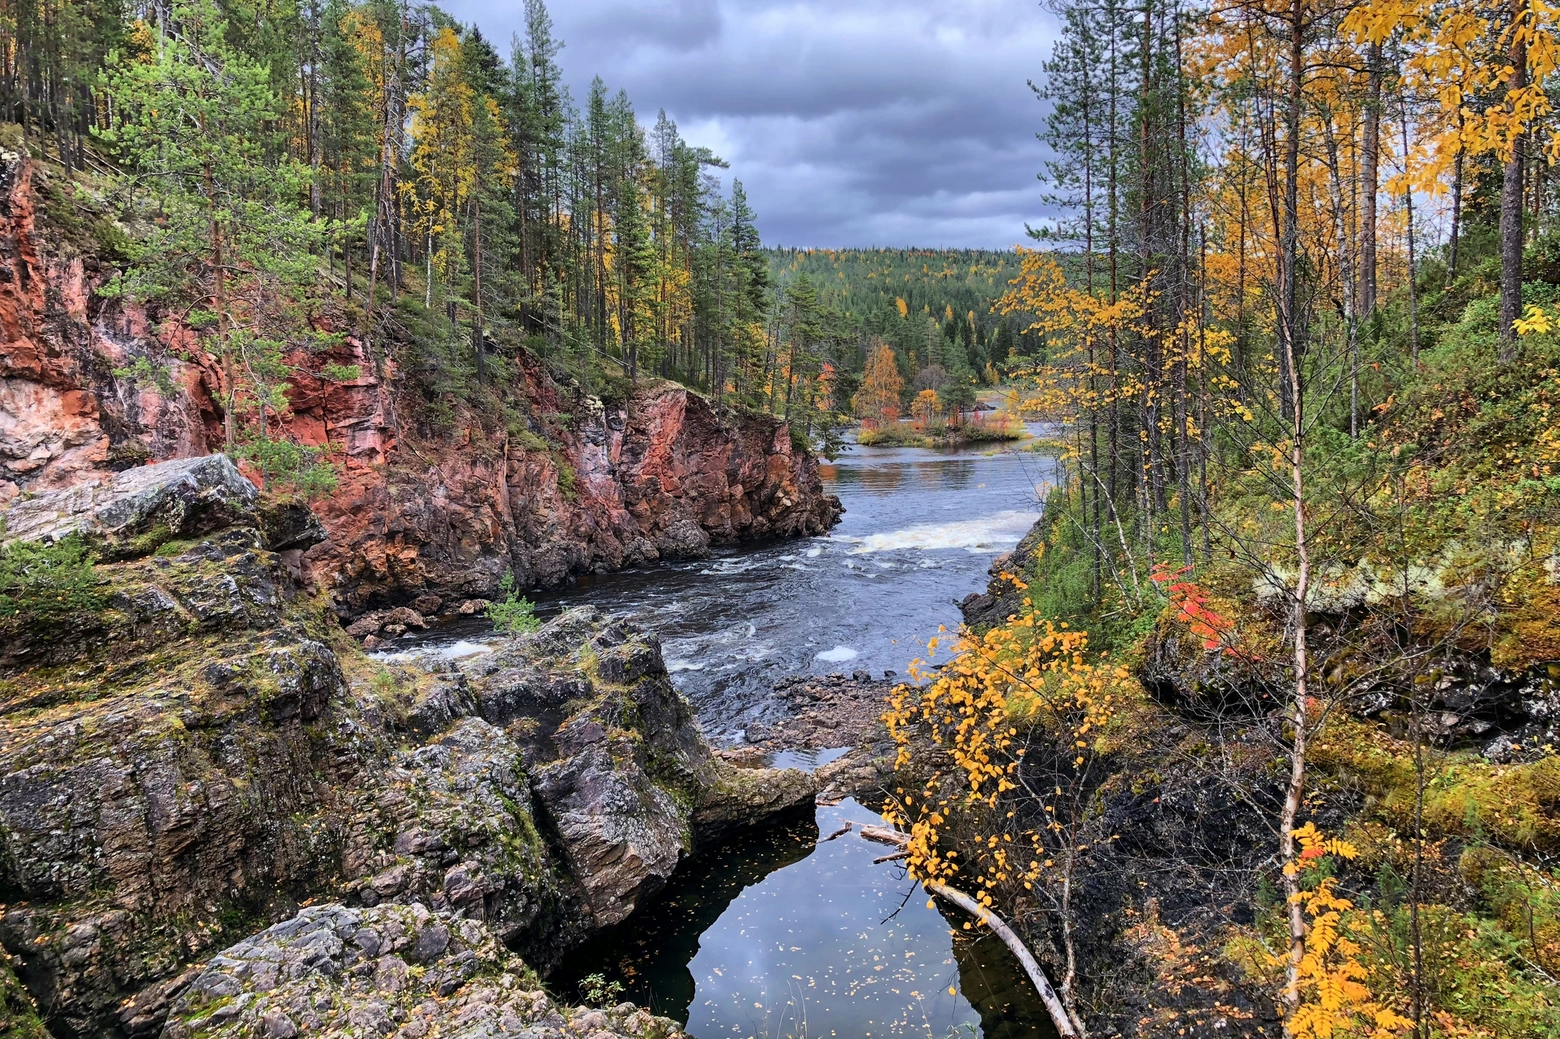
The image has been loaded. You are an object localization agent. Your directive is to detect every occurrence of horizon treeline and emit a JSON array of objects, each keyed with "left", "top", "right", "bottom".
[{"left": 756, "top": 247, "right": 1047, "bottom": 430}]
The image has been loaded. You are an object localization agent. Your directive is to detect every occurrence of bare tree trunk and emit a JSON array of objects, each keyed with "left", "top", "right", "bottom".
[
  {"left": 201, "top": 127, "right": 234, "bottom": 454},
  {"left": 474, "top": 197, "right": 486, "bottom": 384},
  {"left": 1448, "top": 126, "right": 1464, "bottom": 287},
  {"left": 1358, "top": 42, "right": 1381, "bottom": 322},
  {"left": 1278, "top": 0, "right": 1313, "bottom": 1023},
  {"left": 925, "top": 878, "right": 1081, "bottom": 1039},
  {"left": 1399, "top": 87, "right": 1421, "bottom": 363}
]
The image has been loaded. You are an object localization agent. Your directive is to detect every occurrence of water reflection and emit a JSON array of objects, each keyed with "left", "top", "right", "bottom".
[
  {"left": 555, "top": 800, "right": 1060, "bottom": 1039},
  {"left": 828, "top": 457, "right": 982, "bottom": 496}
]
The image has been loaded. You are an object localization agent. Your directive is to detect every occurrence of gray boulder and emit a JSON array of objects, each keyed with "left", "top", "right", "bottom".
[
  {"left": 456, "top": 608, "right": 815, "bottom": 929},
  {"left": 0, "top": 455, "right": 260, "bottom": 558},
  {"left": 159, "top": 904, "right": 685, "bottom": 1039}
]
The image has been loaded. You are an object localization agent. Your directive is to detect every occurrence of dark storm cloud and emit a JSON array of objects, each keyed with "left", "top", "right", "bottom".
[{"left": 439, "top": 0, "right": 1059, "bottom": 248}]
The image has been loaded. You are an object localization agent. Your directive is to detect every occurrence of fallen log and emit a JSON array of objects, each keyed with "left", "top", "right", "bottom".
[
  {"left": 858, "top": 823, "right": 908, "bottom": 846},
  {"left": 857, "top": 825, "right": 1081, "bottom": 1038},
  {"left": 819, "top": 822, "right": 853, "bottom": 844}
]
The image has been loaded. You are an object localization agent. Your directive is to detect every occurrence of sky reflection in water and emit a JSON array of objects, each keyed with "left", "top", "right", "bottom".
[{"left": 556, "top": 799, "right": 1058, "bottom": 1039}]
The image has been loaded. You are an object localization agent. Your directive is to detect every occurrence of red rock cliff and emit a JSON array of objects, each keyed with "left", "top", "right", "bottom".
[{"left": 0, "top": 151, "right": 841, "bottom": 612}]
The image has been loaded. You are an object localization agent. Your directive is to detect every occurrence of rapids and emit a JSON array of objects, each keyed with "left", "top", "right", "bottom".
[{"left": 391, "top": 431, "right": 1063, "bottom": 1038}]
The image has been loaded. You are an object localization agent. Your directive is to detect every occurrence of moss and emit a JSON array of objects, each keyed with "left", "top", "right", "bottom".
[
  {"left": 510, "top": 428, "right": 551, "bottom": 453},
  {"left": 0, "top": 954, "right": 48, "bottom": 1039},
  {"left": 33, "top": 165, "right": 132, "bottom": 262},
  {"left": 1490, "top": 561, "right": 1560, "bottom": 670},
  {"left": 549, "top": 449, "right": 579, "bottom": 501},
  {"left": 1313, "top": 715, "right": 1560, "bottom": 853}
]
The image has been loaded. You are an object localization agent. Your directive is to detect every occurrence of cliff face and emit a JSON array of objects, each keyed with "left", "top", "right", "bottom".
[
  {"left": 307, "top": 374, "right": 842, "bottom": 615},
  {"left": 0, "top": 457, "right": 812, "bottom": 1038},
  {"left": 0, "top": 150, "right": 840, "bottom": 615}
]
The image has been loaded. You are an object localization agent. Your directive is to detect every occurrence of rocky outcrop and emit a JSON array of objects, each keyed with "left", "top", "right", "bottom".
[
  {"left": 0, "top": 453, "right": 327, "bottom": 562},
  {"left": 959, "top": 517, "right": 1045, "bottom": 630},
  {"left": 0, "top": 150, "right": 840, "bottom": 617},
  {"left": 300, "top": 376, "right": 841, "bottom": 615},
  {"left": 0, "top": 464, "right": 815, "bottom": 1038},
  {"left": 0, "top": 142, "right": 216, "bottom": 498},
  {"left": 160, "top": 903, "right": 684, "bottom": 1039},
  {"left": 1140, "top": 601, "right": 1560, "bottom": 756},
  {"left": 450, "top": 608, "right": 815, "bottom": 930}
]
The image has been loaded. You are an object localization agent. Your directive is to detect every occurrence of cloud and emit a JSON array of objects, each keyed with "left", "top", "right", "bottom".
[{"left": 437, "top": 0, "right": 1061, "bottom": 248}]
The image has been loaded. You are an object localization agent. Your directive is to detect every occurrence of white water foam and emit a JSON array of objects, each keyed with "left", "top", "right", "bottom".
[
  {"left": 835, "top": 509, "right": 1040, "bottom": 555},
  {"left": 373, "top": 638, "right": 496, "bottom": 663},
  {"left": 814, "top": 645, "right": 859, "bottom": 663}
]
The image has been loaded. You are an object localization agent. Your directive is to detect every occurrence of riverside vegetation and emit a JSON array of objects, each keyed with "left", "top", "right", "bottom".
[{"left": 876, "top": 0, "right": 1560, "bottom": 1037}]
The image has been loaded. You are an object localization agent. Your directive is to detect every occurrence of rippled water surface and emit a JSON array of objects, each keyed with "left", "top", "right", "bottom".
[
  {"left": 391, "top": 432, "right": 1062, "bottom": 1038},
  {"left": 540, "top": 433, "right": 1058, "bottom": 739}
]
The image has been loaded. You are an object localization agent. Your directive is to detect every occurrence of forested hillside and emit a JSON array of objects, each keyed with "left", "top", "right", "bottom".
[
  {"left": 880, "top": 0, "right": 1560, "bottom": 1036},
  {"left": 757, "top": 248, "right": 1045, "bottom": 438},
  {"left": 0, "top": 0, "right": 869, "bottom": 466}
]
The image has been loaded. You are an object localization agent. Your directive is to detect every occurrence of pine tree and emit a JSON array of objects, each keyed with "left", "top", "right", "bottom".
[{"left": 99, "top": 0, "right": 321, "bottom": 452}]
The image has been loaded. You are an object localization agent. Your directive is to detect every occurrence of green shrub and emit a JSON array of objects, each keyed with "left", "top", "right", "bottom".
[
  {"left": 856, "top": 423, "right": 933, "bottom": 448},
  {"left": 554, "top": 456, "right": 578, "bottom": 501},
  {"left": 487, "top": 571, "right": 540, "bottom": 634},
  {"left": 0, "top": 531, "right": 105, "bottom": 619},
  {"left": 236, "top": 437, "right": 339, "bottom": 500}
]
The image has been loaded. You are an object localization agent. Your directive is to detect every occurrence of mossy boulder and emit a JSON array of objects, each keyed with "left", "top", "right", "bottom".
[
  {"left": 1, "top": 455, "right": 268, "bottom": 561},
  {"left": 451, "top": 608, "right": 815, "bottom": 929},
  {"left": 160, "top": 903, "right": 684, "bottom": 1039}
]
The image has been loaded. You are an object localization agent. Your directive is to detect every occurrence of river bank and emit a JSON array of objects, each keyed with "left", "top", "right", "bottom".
[
  {"left": 0, "top": 420, "right": 1066, "bottom": 1038},
  {"left": 0, "top": 456, "right": 821, "bottom": 1038},
  {"left": 0, "top": 152, "right": 841, "bottom": 618}
]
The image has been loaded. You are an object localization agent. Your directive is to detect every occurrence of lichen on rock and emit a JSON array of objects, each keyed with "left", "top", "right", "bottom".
[
  {"left": 159, "top": 903, "right": 684, "bottom": 1039},
  {"left": 0, "top": 459, "right": 815, "bottom": 1038}
]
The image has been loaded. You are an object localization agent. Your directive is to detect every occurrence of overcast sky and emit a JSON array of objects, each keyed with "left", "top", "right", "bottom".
[{"left": 439, "top": 0, "right": 1060, "bottom": 249}]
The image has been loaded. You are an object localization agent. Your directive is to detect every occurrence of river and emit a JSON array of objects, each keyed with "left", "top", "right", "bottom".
[{"left": 391, "top": 433, "right": 1062, "bottom": 1039}]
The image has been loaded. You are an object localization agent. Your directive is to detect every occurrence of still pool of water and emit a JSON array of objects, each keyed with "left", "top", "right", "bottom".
[{"left": 555, "top": 799, "right": 1060, "bottom": 1039}]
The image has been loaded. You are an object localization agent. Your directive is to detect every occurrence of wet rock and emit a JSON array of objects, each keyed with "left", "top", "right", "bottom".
[
  {"left": 457, "top": 608, "right": 814, "bottom": 929},
  {"left": 386, "top": 606, "right": 427, "bottom": 630},
  {"left": 347, "top": 612, "right": 387, "bottom": 637},
  {"left": 959, "top": 521, "right": 1045, "bottom": 630},
  {"left": 531, "top": 738, "right": 688, "bottom": 927},
  {"left": 815, "top": 742, "right": 898, "bottom": 804},
  {"left": 256, "top": 499, "right": 327, "bottom": 553},
  {"left": 746, "top": 671, "right": 896, "bottom": 752}
]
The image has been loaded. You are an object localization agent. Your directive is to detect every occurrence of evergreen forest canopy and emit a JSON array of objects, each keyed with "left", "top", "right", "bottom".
[
  {"left": 6, "top": 0, "right": 1021, "bottom": 466},
  {"left": 761, "top": 247, "right": 1045, "bottom": 435}
]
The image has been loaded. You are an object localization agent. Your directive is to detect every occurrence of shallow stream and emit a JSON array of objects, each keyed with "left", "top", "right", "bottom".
[{"left": 390, "top": 433, "right": 1062, "bottom": 1038}]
